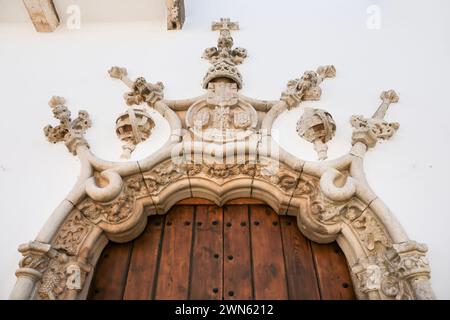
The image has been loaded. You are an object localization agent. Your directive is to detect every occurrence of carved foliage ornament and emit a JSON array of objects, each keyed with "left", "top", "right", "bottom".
[
  {"left": 202, "top": 18, "right": 247, "bottom": 89},
  {"left": 186, "top": 85, "right": 258, "bottom": 143},
  {"left": 353, "top": 241, "right": 432, "bottom": 300},
  {"left": 79, "top": 175, "right": 148, "bottom": 224},
  {"left": 166, "top": 0, "right": 185, "bottom": 30},
  {"left": 17, "top": 241, "right": 91, "bottom": 300}
]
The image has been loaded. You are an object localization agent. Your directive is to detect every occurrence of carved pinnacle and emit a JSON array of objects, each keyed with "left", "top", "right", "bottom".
[
  {"left": 372, "top": 90, "right": 399, "bottom": 120},
  {"left": 43, "top": 96, "right": 91, "bottom": 155},
  {"left": 212, "top": 18, "right": 239, "bottom": 31}
]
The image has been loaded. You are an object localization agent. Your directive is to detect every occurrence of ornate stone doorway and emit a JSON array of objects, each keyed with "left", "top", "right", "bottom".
[
  {"left": 10, "top": 18, "right": 435, "bottom": 300},
  {"left": 87, "top": 199, "right": 355, "bottom": 300}
]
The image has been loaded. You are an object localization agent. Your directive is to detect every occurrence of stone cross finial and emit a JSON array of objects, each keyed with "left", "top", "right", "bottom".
[{"left": 212, "top": 18, "right": 239, "bottom": 31}]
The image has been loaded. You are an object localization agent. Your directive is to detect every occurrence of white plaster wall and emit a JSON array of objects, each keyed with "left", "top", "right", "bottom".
[{"left": 0, "top": 0, "right": 449, "bottom": 299}]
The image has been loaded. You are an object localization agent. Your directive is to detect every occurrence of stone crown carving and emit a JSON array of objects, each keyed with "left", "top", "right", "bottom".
[
  {"left": 108, "top": 66, "right": 160, "bottom": 158},
  {"left": 166, "top": 0, "right": 185, "bottom": 30}
]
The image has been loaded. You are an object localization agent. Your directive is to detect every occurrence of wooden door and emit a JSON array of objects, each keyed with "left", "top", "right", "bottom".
[{"left": 88, "top": 199, "right": 356, "bottom": 300}]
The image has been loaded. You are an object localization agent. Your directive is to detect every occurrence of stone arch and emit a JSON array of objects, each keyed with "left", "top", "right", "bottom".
[{"left": 10, "top": 141, "right": 435, "bottom": 300}]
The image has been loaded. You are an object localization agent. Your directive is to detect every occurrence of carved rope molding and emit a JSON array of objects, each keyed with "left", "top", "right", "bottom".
[{"left": 9, "top": 19, "right": 435, "bottom": 300}]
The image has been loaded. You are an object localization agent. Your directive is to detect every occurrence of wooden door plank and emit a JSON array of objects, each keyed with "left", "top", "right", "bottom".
[
  {"left": 223, "top": 205, "right": 253, "bottom": 300},
  {"left": 249, "top": 205, "right": 289, "bottom": 300},
  {"left": 154, "top": 205, "right": 194, "bottom": 299},
  {"left": 123, "top": 214, "right": 165, "bottom": 300},
  {"left": 189, "top": 205, "right": 223, "bottom": 299},
  {"left": 311, "top": 242, "right": 356, "bottom": 300},
  {"left": 279, "top": 216, "right": 321, "bottom": 300},
  {"left": 87, "top": 241, "right": 132, "bottom": 300}
]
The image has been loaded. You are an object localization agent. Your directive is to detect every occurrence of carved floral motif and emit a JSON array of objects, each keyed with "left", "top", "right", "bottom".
[
  {"left": 52, "top": 210, "right": 92, "bottom": 256},
  {"left": 38, "top": 253, "right": 69, "bottom": 300},
  {"left": 352, "top": 213, "right": 392, "bottom": 252},
  {"left": 167, "top": 0, "right": 185, "bottom": 30}
]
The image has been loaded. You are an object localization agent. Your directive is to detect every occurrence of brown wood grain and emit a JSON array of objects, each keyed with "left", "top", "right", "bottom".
[
  {"left": 223, "top": 205, "right": 253, "bottom": 300},
  {"left": 189, "top": 205, "right": 223, "bottom": 299},
  {"left": 154, "top": 205, "right": 195, "bottom": 299},
  {"left": 123, "top": 214, "right": 165, "bottom": 300},
  {"left": 279, "top": 216, "right": 321, "bottom": 300},
  {"left": 311, "top": 242, "right": 356, "bottom": 300},
  {"left": 87, "top": 241, "right": 132, "bottom": 300},
  {"left": 249, "top": 205, "right": 289, "bottom": 300}
]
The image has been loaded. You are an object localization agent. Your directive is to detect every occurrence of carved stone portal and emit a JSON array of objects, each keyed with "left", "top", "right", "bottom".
[{"left": 9, "top": 18, "right": 435, "bottom": 300}]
